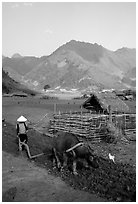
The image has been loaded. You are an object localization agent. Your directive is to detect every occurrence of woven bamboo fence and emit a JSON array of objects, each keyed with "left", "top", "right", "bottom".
[
  {"left": 49, "top": 112, "right": 136, "bottom": 142},
  {"left": 49, "top": 112, "right": 109, "bottom": 142},
  {"left": 112, "top": 114, "right": 136, "bottom": 137}
]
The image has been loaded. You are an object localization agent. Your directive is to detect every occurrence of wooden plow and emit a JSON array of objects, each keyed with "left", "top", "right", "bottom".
[{"left": 19, "top": 141, "right": 44, "bottom": 159}]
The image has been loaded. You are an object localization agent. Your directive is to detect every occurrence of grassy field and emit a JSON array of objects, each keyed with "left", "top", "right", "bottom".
[{"left": 2, "top": 96, "right": 136, "bottom": 201}]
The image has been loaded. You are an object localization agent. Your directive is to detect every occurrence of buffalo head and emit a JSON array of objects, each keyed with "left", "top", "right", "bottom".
[
  {"left": 86, "top": 145, "right": 99, "bottom": 168},
  {"left": 87, "top": 155, "right": 99, "bottom": 168},
  {"left": 75, "top": 144, "right": 99, "bottom": 169}
]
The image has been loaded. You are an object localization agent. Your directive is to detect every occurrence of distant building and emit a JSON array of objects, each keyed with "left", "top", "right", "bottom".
[
  {"left": 11, "top": 92, "right": 28, "bottom": 97},
  {"left": 3, "top": 93, "right": 13, "bottom": 97},
  {"left": 125, "top": 95, "right": 134, "bottom": 100},
  {"left": 114, "top": 90, "right": 135, "bottom": 101}
]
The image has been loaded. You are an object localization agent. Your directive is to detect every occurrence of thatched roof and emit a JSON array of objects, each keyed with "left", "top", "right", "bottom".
[{"left": 83, "top": 91, "right": 129, "bottom": 113}]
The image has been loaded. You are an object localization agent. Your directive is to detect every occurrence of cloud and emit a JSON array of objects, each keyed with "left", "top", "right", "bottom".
[
  {"left": 11, "top": 3, "right": 19, "bottom": 9},
  {"left": 11, "top": 3, "right": 33, "bottom": 9},
  {"left": 23, "top": 3, "right": 33, "bottom": 7}
]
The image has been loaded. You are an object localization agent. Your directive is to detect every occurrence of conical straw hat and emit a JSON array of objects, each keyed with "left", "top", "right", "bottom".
[{"left": 17, "top": 115, "right": 27, "bottom": 122}]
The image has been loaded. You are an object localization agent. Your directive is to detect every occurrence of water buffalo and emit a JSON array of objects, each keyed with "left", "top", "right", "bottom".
[{"left": 52, "top": 131, "right": 99, "bottom": 175}]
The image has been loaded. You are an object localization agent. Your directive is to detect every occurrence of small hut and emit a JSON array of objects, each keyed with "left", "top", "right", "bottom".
[
  {"left": 11, "top": 92, "right": 28, "bottom": 97},
  {"left": 114, "top": 90, "right": 126, "bottom": 100},
  {"left": 82, "top": 91, "right": 129, "bottom": 114}
]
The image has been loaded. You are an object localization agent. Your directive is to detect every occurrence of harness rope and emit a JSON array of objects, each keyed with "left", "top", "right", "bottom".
[
  {"left": 31, "top": 113, "right": 48, "bottom": 127},
  {"left": 27, "top": 113, "right": 54, "bottom": 136}
]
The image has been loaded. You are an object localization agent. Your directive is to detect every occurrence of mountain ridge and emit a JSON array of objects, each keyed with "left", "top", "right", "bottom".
[{"left": 2, "top": 40, "right": 136, "bottom": 91}]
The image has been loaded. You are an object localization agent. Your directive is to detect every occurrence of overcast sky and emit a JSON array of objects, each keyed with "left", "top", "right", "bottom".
[{"left": 2, "top": 2, "right": 136, "bottom": 57}]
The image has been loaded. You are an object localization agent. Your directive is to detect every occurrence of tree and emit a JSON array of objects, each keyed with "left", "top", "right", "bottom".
[{"left": 44, "top": 84, "right": 50, "bottom": 91}]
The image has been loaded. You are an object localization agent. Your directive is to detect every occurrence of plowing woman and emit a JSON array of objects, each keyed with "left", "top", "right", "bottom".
[{"left": 16, "top": 115, "right": 28, "bottom": 151}]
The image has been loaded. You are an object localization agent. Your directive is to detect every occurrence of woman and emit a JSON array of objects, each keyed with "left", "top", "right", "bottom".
[{"left": 16, "top": 115, "right": 28, "bottom": 150}]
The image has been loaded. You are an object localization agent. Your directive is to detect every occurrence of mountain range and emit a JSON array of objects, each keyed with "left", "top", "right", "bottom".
[{"left": 2, "top": 40, "right": 136, "bottom": 92}]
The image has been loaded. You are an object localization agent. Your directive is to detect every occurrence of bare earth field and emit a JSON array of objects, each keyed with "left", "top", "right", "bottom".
[{"left": 2, "top": 97, "right": 136, "bottom": 202}]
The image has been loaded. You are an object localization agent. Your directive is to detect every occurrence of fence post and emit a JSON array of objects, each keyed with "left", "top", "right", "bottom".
[
  {"left": 115, "top": 108, "right": 117, "bottom": 127},
  {"left": 98, "top": 110, "right": 100, "bottom": 127},
  {"left": 124, "top": 114, "right": 126, "bottom": 132},
  {"left": 81, "top": 105, "right": 83, "bottom": 115},
  {"left": 54, "top": 103, "right": 56, "bottom": 114},
  {"left": 108, "top": 105, "right": 112, "bottom": 123},
  {"left": 70, "top": 110, "right": 71, "bottom": 132}
]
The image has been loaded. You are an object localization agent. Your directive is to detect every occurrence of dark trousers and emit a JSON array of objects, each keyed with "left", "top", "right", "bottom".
[{"left": 18, "top": 134, "right": 28, "bottom": 143}]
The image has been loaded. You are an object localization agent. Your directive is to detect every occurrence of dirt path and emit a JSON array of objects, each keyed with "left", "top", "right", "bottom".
[{"left": 2, "top": 151, "right": 107, "bottom": 202}]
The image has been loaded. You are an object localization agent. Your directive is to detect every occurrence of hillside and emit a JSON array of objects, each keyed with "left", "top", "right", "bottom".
[
  {"left": 121, "top": 67, "right": 136, "bottom": 87},
  {"left": 2, "top": 69, "right": 37, "bottom": 95},
  {"left": 2, "top": 40, "right": 136, "bottom": 91},
  {"left": 2, "top": 69, "right": 18, "bottom": 93}
]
